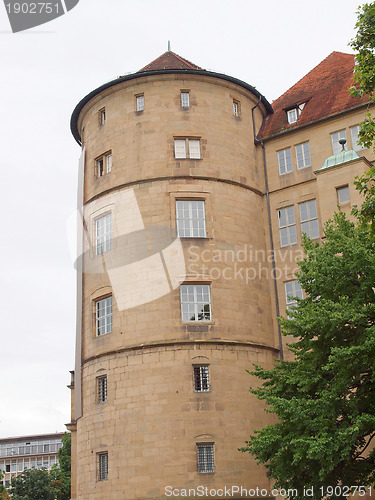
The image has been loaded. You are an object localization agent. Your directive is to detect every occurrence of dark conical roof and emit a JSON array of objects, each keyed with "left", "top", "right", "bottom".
[{"left": 138, "top": 51, "right": 203, "bottom": 72}]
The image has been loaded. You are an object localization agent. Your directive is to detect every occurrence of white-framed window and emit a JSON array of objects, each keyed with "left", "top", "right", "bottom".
[
  {"left": 299, "top": 200, "right": 319, "bottom": 239},
  {"left": 95, "top": 213, "right": 112, "bottom": 255},
  {"left": 181, "top": 91, "right": 190, "bottom": 108},
  {"left": 96, "top": 296, "right": 112, "bottom": 336},
  {"left": 277, "top": 148, "right": 292, "bottom": 175},
  {"left": 278, "top": 206, "right": 297, "bottom": 247},
  {"left": 98, "top": 453, "right": 108, "bottom": 481},
  {"left": 350, "top": 125, "right": 363, "bottom": 151},
  {"left": 99, "top": 108, "right": 106, "bottom": 126},
  {"left": 337, "top": 185, "right": 350, "bottom": 204},
  {"left": 96, "top": 152, "right": 112, "bottom": 178},
  {"left": 295, "top": 141, "right": 311, "bottom": 169},
  {"left": 285, "top": 280, "right": 303, "bottom": 312},
  {"left": 197, "top": 444, "right": 214, "bottom": 473},
  {"left": 97, "top": 375, "right": 107, "bottom": 404},
  {"left": 174, "top": 138, "right": 201, "bottom": 159},
  {"left": 194, "top": 365, "right": 210, "bottom": 392},
  {"left": 233, "top": 100, "right": 240, "bottom": 117},
  {"left": 180, "top": 284, "right": 211, "bottom": 322},
  {"left": 287, "top": 108, "right": 298, "bottom": 124},
  {"left": 176, "top": 200, "right": 206, "bottom": 238},
  {"left": 136, "top": 94, "right": 144, "bottom": 112},
  {"left": 331, "top": 130, "right": 347, "bottom": 155}
]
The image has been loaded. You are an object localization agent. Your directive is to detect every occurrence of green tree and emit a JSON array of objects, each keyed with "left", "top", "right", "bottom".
[
  {"left": 10, "top": 468, "right": 55, "bottom": 500},
  {"left": 240, "top": 212, "right": 375, "bottom": 499},
  {"left": 54, "top": 432, "right": 71, "bottom": 500},
  {"left": 349, "top": 2, "right": 375, "bottom": 151}
]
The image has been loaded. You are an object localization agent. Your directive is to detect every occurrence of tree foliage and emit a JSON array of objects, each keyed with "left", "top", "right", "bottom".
[
  {"left": 349, "top": 2, "right": 375, "bottom": 151},
  {"left": 241, "top": 212, "right": 375, "bottom": 499}
]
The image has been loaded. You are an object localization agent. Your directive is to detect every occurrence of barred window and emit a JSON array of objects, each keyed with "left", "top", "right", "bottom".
[
  {"left": 180, "top": 284, "right": 211, "bottom": 322},
  {"left": 98, "top": 453, "right": 108, "bottom": 481},
  {"left": 194, "top": 366, "right": 210, "bottom": 392},
  {"left": 97, "top": 375, "right": 107, "bottom": 404},
  {"left": 197, "top": 444, "right": 214, "bottom": 473},
  {"left": 96, "top": 297, "right": 112, "bottom": 336}
]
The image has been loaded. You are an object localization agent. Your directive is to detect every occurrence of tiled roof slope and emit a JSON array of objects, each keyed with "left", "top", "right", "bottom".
[
  {"left": 259, "top": 52, "right": 369, "bottom": 140},
  {"left": 138, "top": 51, "right": 203, "bottom": 72}
]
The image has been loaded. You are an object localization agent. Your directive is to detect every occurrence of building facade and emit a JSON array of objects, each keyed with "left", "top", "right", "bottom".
[
  {"left": 68, "top": 51, "right": 373, "bottom": 499},
  {"left": 0, "top": 433, "right": 64, "bottom": 488}
]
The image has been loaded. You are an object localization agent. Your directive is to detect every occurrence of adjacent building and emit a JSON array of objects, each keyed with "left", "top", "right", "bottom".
[{"left": 68, "top": 50, "right": 373, "bottom": 499}]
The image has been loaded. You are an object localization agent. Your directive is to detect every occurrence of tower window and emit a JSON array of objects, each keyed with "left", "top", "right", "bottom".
[
  {"left": 95, "top": 152, "right": 112, "bottom": 178},
  {"left": 99, "top": 108, "right": 106, "bottom": 126},
  {"left": 97, "top": 376, "right": 107, "bottom": 404},
  {"left": 136, "top": 94, "right": 144, "bottom": 112},
  {"left": 95, "top": 214, "right": 112, "bottom": 255},
  {"left": 96, "top": 297, "right": 112, "bottom": 336},
  {"left": 98, "top": 453, "right": 108, "bottom": 481},
  {"left": 174, "top": 138, "right": 201, "bottom": 159},
  {"left": 181, "top": 91, "right": 190, "bottom": 108},
  {"left": 197, "top": 444, "right": 214, "bottom": 473},
  {"left": 194, "top": 366, "right": 210, "bottom": 392},
  {"left": 233, "top": 100, "right": 240, "bottom": 117},
  {"left": 176, "top": 200, "right": 206, "bottom": 238},
  {"left": 180, "top": 284, "right": 211, "bottom": 322}
]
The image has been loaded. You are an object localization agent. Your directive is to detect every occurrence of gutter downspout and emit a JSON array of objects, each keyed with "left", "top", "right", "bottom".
[{"left": 252, "top": 100, "right": 284, "bottom": 361}]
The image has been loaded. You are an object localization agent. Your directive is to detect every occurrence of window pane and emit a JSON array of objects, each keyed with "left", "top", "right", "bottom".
[
  {"left": 176, "top": 200, "right": 206, "bottom": 238},
  {"left": 188, "top": 140, "right": 201, "bottom": 159},
  {"left": 174, "top": 139, "right": 186, "bottom": 159},
  {"left": 181, "top": 92, "right": 190, "bottom": 107},
  {"left": 337, "top": 186, "right": 350, "bottom": 204},
  {"left": 180, "top": 285, "right": 211, "bottom": 322}
]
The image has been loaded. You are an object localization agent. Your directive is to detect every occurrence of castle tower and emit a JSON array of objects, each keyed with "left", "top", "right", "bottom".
[{"left": 68, "top": 51, "right": 280, "bottom": 499}]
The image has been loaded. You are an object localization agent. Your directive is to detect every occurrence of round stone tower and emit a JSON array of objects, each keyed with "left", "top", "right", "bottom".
[{"left": 69, "top": 50, "right": 279, "bottom": 500}]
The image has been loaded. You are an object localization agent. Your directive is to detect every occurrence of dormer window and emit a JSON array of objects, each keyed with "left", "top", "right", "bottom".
[{"left": 286, "top": 102, "right": 306, "bottom": 124}]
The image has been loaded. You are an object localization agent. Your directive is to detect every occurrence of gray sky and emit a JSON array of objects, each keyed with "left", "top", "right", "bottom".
[{"left": 0, "top": 0, "right": 361, "bottom": 438}]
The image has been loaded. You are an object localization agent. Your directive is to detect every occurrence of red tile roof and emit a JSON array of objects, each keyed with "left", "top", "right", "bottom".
[
  {"left": 138, "top": 51, "right": 203, "bottom": 72},
  {"left": 259, "top": 52, "right": 370, "bottom": 140}
]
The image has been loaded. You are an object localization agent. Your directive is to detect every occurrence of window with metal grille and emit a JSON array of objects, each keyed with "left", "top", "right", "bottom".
[
  {"left": 180, "top": 284, "right": 211, "bottom": 322},
  {"left": 299, "top": 200, "right": 319, "bottom": 239},
  {"left": 174, "top": 138, "right": 201, "bottom": 159},
  {"left": 295, "top": 141, "right": 311, "bottom": 169},
  {"left": 98, "top": 453, "right": 108, "bottom": 481},
  {"left": 96, "top": 297, "right": 112, "bottom": 336},
  {"left": 136, "top": 94, "right": 144, "bottom": 112},
  {"left": 197, "top": 444, "right": 214, "bottom": 473},
  {"left": 181, "top": 91, "right": 190, "bottom": 108},
  {"left": 278, "top": 206, "right": 297, "bottom": 247},
  {"left": 95, "top": 214, "right": 112, "bottom": 255},
  {"left": 277, "top": 148, "right": 292, "bottom": 175},
  {"left": 194, "top": 366, "right": 209, "bottom": 392},
  {"left": 176, "top": 200, "right": 206, "bottom": 238},
  {"left": 97, "top": 375, "right": 107, "bottom": 404}
]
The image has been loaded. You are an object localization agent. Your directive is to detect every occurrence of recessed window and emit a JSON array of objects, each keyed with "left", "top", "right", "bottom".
[
  {"left": 97, "top": 375, "right": 107, "bottom": 404},
  {"left": 180, "top": 284, "right": 211, "bottom": 322},
  {"left": 285, "top": 280, "right": 303, "bottom": 312},
  {"left": 337, "top": 185, "right": 350, "bottom": 204},
  {"left": 174, "top": 138, "right": 201, "bottom": 159},
  {"left": 176, "top": 200, "right": 206, "bottom": 238},
  {"left": 95, "top": 214, "right": 112, "bottom": 255},
  {"left": 331, "top": 130, "right": 347, "bottom": 155},
  {"left": 350, "top": 125, "right": 362, "bottom": 151},
  {"left": 277, "top": 148, "right": 292, "bottom": 175},
  {"left": 286, "top": 103, "right": 305, "bottom": 124},
  {"left": 98, "top": 453, "right": 108, "bottom": 481},
  {"left": 299, "top": 200, "right": 319, "bottom": 239},
  {"left": 194, "top": 366, "right": 210, "bottom": 392},
  {"left": 99, "top": 108, "right": 106, "bottom": 126},
  {"left": 295, "top": 141, "right": 311, "bottom": 169},
  {"left": 278, "top": 206, "right": 297, "bottom": 247},
  {"left": 181, "top": 91, "right": 190, "bottom": 108},
  {"left": 197, "top": 444, "right": 214, "bottom": 473},
  {"left": 96, "top": 152, "right": 112, "bottom": 178},
  {"left": 233, "top": 100, "right": 240, "bottom": 117},
  {"left": 136, "top": 94, "right": 144, "bottom": 112},
  {"left": 96, "top": 296, "right": 112, "bottom": 336}
]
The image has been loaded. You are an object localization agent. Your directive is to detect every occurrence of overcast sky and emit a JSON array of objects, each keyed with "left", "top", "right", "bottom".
[{"left": 0, "top": 0, "right": 362, "bottom": 438}]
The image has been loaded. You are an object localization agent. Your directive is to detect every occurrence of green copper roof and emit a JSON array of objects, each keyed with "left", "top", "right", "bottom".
[{"left": 318, "top": 149, "right": 360, "bottom": 171}]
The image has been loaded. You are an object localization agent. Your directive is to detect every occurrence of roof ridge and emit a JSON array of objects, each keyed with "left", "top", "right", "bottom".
[{"left": 138, "top": 50, "right": 203, "bottom": 72}]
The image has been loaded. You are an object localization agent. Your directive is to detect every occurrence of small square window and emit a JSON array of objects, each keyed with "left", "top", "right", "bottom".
[
  {"left": 180, "top": 284, "right": 211, "bottom": 322},
  {"left": 99, "top": 108, "right": 106, "bottom": 126},
  {"left": 331, "top": 130, "right": 347, "bottom": 155},
  {"left": 277, "top": 148, "right": 292, "bottom": 175},
  {"left": 181, "top": 91, "right": 190, "bottom": 108},
  {"left": 197, "top": 444, "right": 214, "bottom": 473},
  {"left": 174, "top": 138, "right": 201, "bottom": 159},
  {"left": 136, "top": 94, "right": 144, "bottom": 112},
  {"left": 97, "top": 375, "right": 107, "bottom": 404},
  {"left": 176, "top": 200, "right": 206, "bottom": 238},
  {"left": 95, "top": 214, "right": 112, "bottom": 255},
  {"left": 98, "top": 453, "right": 108, "bottom": 481},
  {"left": 194, "top": 366, "right": 210, "bottom": 392},
  {"left": 337, "top": 185, "right": 350, "bottom": 204},
  {"left": 233, "top": 100, "right": 240, "bottom": 117},
  {"left": 299, "top": 200, "right": 319, "bottom": 239},
  {"left": 96, "top": 152, "right": 112, "bottom": 178},
  {"left": 96, "top": 296, "right": 112, "bottom": 336}
]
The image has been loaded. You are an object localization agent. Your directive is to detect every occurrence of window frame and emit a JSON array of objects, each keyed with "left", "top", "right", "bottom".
[
  {"left": 337, "top": 185, "right": 350, "bottom": 205},
  {"left": 196, "top": 443, "right": 214, "bottom": 474},
  {"left": 295, "top": 141, "right": 311, "bottom": 169},
  {"left": 277, "top": 205, "right": 297, "bottom": 247},
  {"left": 350, "top": 125, "right": 363, "bottom": 152},
  {"left": 99, "top": 108, "right": 106, "bottom": 126},
  {"left": 299, "top": 199, "right": 319, "bottom": 240},
  {"left": 95, "top": 152, "right": 112, "bottom": 178},
  {"left": 97, "top": 375, "right": 108, "bottom": 404},
  {"left": 180, "top": 284, "right": 212, "bottom": 322},
  {"left": 95, "top": 213, "right": 112, "bottom": 256},
  {"left": 180, "top": 91, "right": 190, "bottom": 108},
  {"left": 277, "top": 147, "right": 293, "bottom": 175},
  {"left": 233, "top": 99, "right": 240, "bottom": 117},
  {"left": 193, "top": 365, "right": 210, "bottom": 392},
  {"left": 136, "top": 94, "right": 144, "bottom": 112},
  {"left": 331, "top": 129, "right": 347, "bottom": 155},
  {"left": 287, "top": 108, "right": 298, "bottom": 124},
  {"left": 95, "top": 296, "right": 113, "bottom": 337},
  {"left": 176, "top": 200, "right": 206, "bottom": 238},
  {"left": 97, "top": 452, "right": 108, "bottom": 482},
  {"left": 174, "top": 138, "right": 201, "bottom": 160}
]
